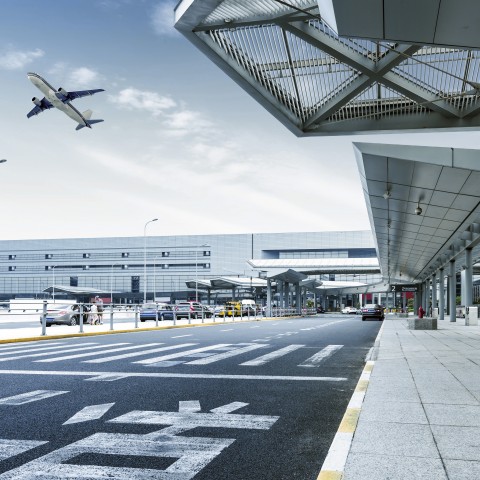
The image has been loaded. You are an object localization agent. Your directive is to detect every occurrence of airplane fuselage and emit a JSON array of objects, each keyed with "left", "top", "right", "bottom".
[{"left": 27, "top": 73, "right": 89, "bottom": 128}]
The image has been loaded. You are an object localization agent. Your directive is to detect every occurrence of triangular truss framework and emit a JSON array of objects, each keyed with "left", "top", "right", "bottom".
[{"left": 187, "top": 4, "right": 480, "bottom": 135}]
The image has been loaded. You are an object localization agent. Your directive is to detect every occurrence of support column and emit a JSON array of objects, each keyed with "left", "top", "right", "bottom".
[
  {"left": 285, "top": 282, "right": 290, "bottom": 308},
  {"left": 439, "top": 268, "right": 445, "bottom": 320},
  {"left": 449, "top": 259, "right": 456, "bottom": 322},
  {"left": 431, "top": 272, "right": 437, "bottom": 317},
  {"left": 266, "top": 279, "right": 272, "bottom": 317},
  {"left": 465, "top": 248, "right": 473, "bottom": 309},
  {"left": 296, "top": 284, "right": 301, "bottom": 314}
]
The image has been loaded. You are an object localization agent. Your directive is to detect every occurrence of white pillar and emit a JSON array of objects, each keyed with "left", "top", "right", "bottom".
[
  {"left": 449, "top": 260, "right": 456, "bottom": 322},
  {"left": 439, "top": 268, "right": 445, "bottom": 320},
  {"left": 465, "top": 248, "right": 473, "bottom": 308}
]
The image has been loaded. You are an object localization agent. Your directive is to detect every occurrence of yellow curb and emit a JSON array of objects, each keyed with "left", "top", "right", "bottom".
[
  {"left": 0, "top": 314, "right": 315, "bottom": 345},
  {"left": 355, "top": 379, "right": 369, "bottom": 392},
  {"left": 338, "top": 408, "right": 361, "bottom": 433},
  {"left": 364, "top": 363, "right": 374, "bottom": 372},
  {"left": 317, "top": 471, "right": 343, "bottom": 480}
]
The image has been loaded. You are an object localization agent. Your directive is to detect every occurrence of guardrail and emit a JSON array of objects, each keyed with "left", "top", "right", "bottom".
[{"left": 0, "top": 302, "right": 319, "bottom": 338}]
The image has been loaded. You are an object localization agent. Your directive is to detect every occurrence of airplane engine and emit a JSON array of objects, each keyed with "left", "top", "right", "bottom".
[
  {"left": 57, "top": 87, "right": 69, "bottom": 98},
  {"left": 32, "top": 97, "right": 42, "bottom": 107}
]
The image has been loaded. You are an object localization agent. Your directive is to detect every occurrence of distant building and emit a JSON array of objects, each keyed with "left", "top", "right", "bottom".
[{"left": 0, "top": 231, "right": 378, "bottom": 303}]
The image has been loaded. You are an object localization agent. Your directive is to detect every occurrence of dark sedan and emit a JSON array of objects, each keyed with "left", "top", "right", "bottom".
[
  {"left": 361, "top": 304, "right": 384, "bottom": 321},
  {"left": 140, "top": 303, "right": 175, "bottom": 322}
]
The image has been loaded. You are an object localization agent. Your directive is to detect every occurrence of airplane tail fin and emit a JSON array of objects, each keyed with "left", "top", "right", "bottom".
[{"left": 75, "top": 110, "right": 103, "bottom": 130}]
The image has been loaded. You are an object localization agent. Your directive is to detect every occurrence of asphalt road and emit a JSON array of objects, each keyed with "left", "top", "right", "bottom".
[{"left": 0, "top": 314, "right": 381, "bottom": 479}]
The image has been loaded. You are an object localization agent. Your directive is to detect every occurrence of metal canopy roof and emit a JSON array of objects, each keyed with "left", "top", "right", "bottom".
[
  {"left": 175, "top": 0, "right": 480, "bottom": 136},
  {"left": 43, "top": 285, "right": 112, "bottom": 296},
  {"left": 331, "top": 0, "right": 480, "bottom": 50},
  {"left": 354, "top": 143, "right": 480, "bottom": 284},
  {"left": 247, "top": 257, "right": 380, "bottom": 274},
  {"left": 268, "top": 268, "right": 308, "bottom": 283},
  {"left": 185, "top": 276, "right": 268, "bottom": 291}
]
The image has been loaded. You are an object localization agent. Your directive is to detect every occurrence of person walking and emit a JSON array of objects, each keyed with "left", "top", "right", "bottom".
[
  {"left": 89, "top": 302, "right": 98, "bottom": 325},
  {"left": 95, "top": 296, "right": 104, "bottom": 324}
]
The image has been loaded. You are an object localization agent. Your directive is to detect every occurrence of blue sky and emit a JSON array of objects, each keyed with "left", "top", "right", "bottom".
[{"left": 1, "top": 0, "right": 479, "bottom": 241}]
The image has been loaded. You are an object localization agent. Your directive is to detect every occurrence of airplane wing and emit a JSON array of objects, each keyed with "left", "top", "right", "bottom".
[
  {"left": 65, "top": 89, "right": 105, "bottom": 100},
  {"left": 26, "top": 98, "right": 54, "bottom": 118}
]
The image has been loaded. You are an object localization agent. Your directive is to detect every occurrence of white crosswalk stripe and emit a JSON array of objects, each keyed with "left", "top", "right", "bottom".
[
  {"left": 134, "top": 344, "right": 232, "bottom": 366},
  {"left": 0, "top": 342, "right": 97, "bottom": 357},
  {"left": 298, "top": 345, "right": 343, "bottom": 367},
  {"left": 0, "top": 341, "right": 345, "bottom": 369},
  {"left": 83, "top": 343, "right": 198, "bottom": 364},
  {"left": 186, "top": 344, "right": 267, "bottom": 365},
  {"left": 0, "top": 390, "right": 69, "bottom": 405},
  {"left": 0, "top": 343, "right": 128, "bottom": 362},
  {"left": 35, "top": 343, "right": 163, "bottom": 363},
  {"left": 240, "top": 344, "right": 305, "bottom": 366}
]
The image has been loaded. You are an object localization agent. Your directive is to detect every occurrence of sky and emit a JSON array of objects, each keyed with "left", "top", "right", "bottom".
[{"left": 1, "top": 0, "right": 480, "bottom": 241}]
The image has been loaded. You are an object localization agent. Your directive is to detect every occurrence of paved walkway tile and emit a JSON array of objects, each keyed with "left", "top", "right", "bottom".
[
  {"left": 431, "top": 425, "right": 480, "bottom": 461},
  {"left": 343, "top": 453, "right": 448, "bottom": 480}
]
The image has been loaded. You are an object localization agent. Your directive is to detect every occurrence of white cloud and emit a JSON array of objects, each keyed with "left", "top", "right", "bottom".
[
  {"left": 151, "top": 1, "right": 178, "bottom": 36},
  {"left": 110, "top": 87, "right": 176, "bottom": 115},
  {"left": 162, "top": 110, "right": 214, "bottom": 137},
  {"left": 68, "top": 67, "right": 99, "bottom": 87},
  {"left": 0, "top": 48, "right": 44, "bottom": 70}
]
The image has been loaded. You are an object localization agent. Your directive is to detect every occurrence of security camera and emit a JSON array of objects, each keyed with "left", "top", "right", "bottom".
[{"left": 415, "top": 202, "right": 422, "bottom": 215}]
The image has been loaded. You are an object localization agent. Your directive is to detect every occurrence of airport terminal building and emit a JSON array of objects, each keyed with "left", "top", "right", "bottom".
[{"left": 0, "top": 230, "right": 379, "bottom": 305}]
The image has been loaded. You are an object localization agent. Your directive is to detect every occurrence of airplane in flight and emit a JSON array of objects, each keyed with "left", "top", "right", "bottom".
[{"left": 26, "top": 72, "right": 104, "bottom": 130}]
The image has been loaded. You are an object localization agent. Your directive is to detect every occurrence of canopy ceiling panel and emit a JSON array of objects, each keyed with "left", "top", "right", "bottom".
[
  {"left": 354, "top": 143, "right": 480, "bottom": 283},
  {"left": 175, "top": 0, "right": 480, "bottom": 135}
]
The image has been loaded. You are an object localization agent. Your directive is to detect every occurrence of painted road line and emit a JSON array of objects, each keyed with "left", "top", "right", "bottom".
[
  {"left": 179, "top": 400, "right": 201, "bottom": 413},
  {"left": 0, "top": 439, "right": 48, "bottom": 460},
  {"left": 0, "top": 341, "right": 66, "bottom": 352},
  {"left": 0, "top": 369, "right": 348, "bottom": 382},
  {"left": 63, "top": 403, "right": 115, "bottom": 425},
  {"left": 0, "top": 343, "right": 130, "bottom": 362},
  {"left": 171, "top": 334, "right": 193, "bottom": 338},
  {"left": 0, "top": 389, "right": 69, "bottom": 405},
  {"left": 299, "top": 345, "right": 343, "bottom": 368},
  {"left": 240, "top": 344, "right": 305, "bottom": 366},
  {"left": 0, "top": 431, "right": 235, "bottom": 479},
  {"left": 134, "top": 344, "right": 232, "bottom": 365},
  {"left": 35, "top": 343, "right": 162, "bottom": 363},
  {"left": 0, "top": 342, "right": 96, "bottom": 357},
  {"left": 211, "top": 402, "right": 248, "bottom": 414},
  {"left": 83, "top": 343, "right": 197, "bottom": 363},
  {"left": 185, "top": 344, "right": 267, "bottom": 365},
  {"left": 316, "top": 360, "right": 374, "bottom": 480}
]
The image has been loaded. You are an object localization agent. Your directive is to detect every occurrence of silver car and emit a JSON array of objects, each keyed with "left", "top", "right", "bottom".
[{"left": 39, "top": 304, "right": 81, "bottom": 326}]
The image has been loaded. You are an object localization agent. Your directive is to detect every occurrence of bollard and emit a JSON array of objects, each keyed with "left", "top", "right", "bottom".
[
  {"left": 79, "top": 304, "right": 84, "bottom": 333},
  {"left": 201, "top": 306, "right": 205, "bottom": 324},
  {"left": 188, "top": 310, "right": 191, "bottom": 325},
  {"left": 41, "top": 300, "right": 47, "bottom": 336},
  {"left": 173, "top": 308, "right": 177, "bottom": 326},
  {"left": 155, "top": 303, "right": 159, "bottom": 328},
  {"left": 135, "top": 304, "right": 139, "bottom": 328},
  {"left": 223, "top": 310, "right": 226, "bottom": 323},
  {"left": 109, "top": 303, "right": 114, "bottom": 331}
]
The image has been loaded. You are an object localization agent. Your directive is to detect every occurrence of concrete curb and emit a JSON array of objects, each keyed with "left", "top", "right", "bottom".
[{"left": 316, "top": 322, "right": 385, "bottom": 480}]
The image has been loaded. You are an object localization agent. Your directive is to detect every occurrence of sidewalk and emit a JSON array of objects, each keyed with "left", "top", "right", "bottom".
[{"left": 342, "top": 315, "right": 480, "bottom": 480}]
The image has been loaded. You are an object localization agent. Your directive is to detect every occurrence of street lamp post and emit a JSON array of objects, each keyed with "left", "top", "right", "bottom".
[
  {"left": 195, "top": 243, "right": 209, "bottom": 303},
  {"left": 110, "top": 263, "right": 119, "bottom": 304},
  {"left": 52, "top": 265, "right": 58, "bottom": 304},
  {"left": 144, "top": 218, "right": 158, "bottom": 304}
]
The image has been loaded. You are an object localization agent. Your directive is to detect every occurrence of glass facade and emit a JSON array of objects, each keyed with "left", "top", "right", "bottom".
[{"left": 0, "top": 230, "right": 376, "bottom": 301}]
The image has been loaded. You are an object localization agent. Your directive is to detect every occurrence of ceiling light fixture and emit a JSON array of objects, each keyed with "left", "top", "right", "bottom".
[{"left": 415, "top": 201, "right": 422, "bottom": 215}]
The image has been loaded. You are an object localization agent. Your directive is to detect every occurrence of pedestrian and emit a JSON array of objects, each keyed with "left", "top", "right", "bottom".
[
  {"left": 90, "top": 302, "right": 98, "bottom": 325},
  {"left": 418, "top": 305, "right": 425, "bottom": 319},
  {"left": 95, "top": 296, "right": 104, "bottom": 324}
]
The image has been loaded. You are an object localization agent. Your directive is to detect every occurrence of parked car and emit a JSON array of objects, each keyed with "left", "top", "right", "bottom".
[
  {"left": 39, "top": 304, "right": 81, "bottom": 326},
  {"left": 361, "top": 304, "right": 384, "bottom": 321},
  {"left": 175, "top": 302, "right": 212, "bottom": 319},
  {"left": 342, "top": 306, "right": 358, "bottom": 314},
  {"left": 140, "top": 303, "right": 174, "bottom": 322}
]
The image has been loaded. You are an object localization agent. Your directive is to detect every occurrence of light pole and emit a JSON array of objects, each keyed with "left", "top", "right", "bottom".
[
  {"left": 195, "top": 243, "right": 209, "bottom": 303},
  {"left": 144, "top": 218, "right": 158, "bottom": 303},
  {"left": 52, "top": 265, "right": 58, "bottom": 303},
  {"left": 110, "top": 263, "right": 119, "bottom": 304}
]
